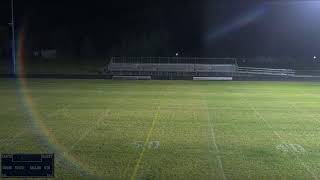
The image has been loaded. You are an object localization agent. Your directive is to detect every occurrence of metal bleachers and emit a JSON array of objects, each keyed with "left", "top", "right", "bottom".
[
  {"left": 237, "top": 67, "right": 295, "bottom": 76},
  {"left": 106, "top": 57, "right": 296, "bottom": 79},
  {"left": 108, "top": 60, "right": 237, "bottom": 74}
]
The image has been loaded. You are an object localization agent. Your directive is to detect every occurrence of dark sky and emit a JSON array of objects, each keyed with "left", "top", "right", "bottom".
[{"left": 1, "top": 0, "right": 320, "bottom": 57}]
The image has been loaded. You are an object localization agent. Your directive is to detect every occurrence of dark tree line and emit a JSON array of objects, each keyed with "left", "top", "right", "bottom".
[{"left": 12, "top": 1, "right": 203, "bottom": 59}]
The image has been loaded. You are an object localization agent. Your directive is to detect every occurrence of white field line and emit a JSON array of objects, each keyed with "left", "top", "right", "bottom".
[
  {"left": 69, "top": 110, "right": 110, "bottom": 151},
  {"left": 288, "top": 103, "right": 320, "bottom": 148},
  {"left": 130, "top": 86, "right": 168, "bottom": 180},
  {"left": 288, "top": 101, "right": 320, "bottom": 151},
  {"left": 204, "top": 101, "right": 227, "bottom": 180},
  {"left": 240, "top": 96, "right": 318, "bottom": 180},
  {"left": 130, "top": 106, "right": 160, "bottom": 180},
  {"left": 223, "top": 105, "right": 249, "bottom": 178},
  {"left": 199, "top": 110, "right": 216, "bottom": 179}
]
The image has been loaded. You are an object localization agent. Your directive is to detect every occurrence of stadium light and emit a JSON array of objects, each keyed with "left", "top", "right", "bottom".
[{"left": 313, "top": 56, "right": 317, "bottom": 60}]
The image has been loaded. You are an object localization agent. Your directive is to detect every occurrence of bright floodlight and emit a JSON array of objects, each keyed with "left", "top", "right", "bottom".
[{"left": 314, "top": 56, "right": 317, "bottom": 60}]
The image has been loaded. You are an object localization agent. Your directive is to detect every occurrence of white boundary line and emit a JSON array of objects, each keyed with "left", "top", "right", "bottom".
[
  {"left": 130, "top": 106, "right": 160, "bottom": 180},
  {"left": 130, "top": 85, "right": 168, "bottom": 179},
  {"left": 69, "top": 110, "right": 110, "bottom": 151},
  {"left": 241, "top": 96, "right": 318, "bottom": 180},
  {"left": 204, "top": 100, "right": 227, "bottom": 180}
]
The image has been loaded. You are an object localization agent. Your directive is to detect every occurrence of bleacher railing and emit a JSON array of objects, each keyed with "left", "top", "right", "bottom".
[
  {"left": 107, "top": 57, "right": 296, "bottom": 77},
  {"left": 238, "top": 67, "right": 295, "bottom": 76},
  {"left": 110, "top": 57, "right": 238, "bottom": 65}
]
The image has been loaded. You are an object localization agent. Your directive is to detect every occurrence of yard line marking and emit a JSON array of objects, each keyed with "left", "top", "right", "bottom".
[
  {"left": 69, "top": 110, "right": 109, "bottom": 151},
  {"left": 205, "top": 101, "right": 227, "bottom": 180},
  {"left": 201, "top": 110, "right": 217, "bottom": 179},
  {"left": 130, "top": 85, "right": 168, "bottom": 179},
  {"left": 288, "top": 102, "right": 320, "bottom": 146},
  {"left": 130, "top": 106, "right": 160, "bottom": 180},
  {"left": 250, "top": 106, "right": 282, "bottom": 140},
  {"left": 287, "top": 103, "right": 320, "bottom": 179},
  {"left": 240, "top": 96, "right": 319, "bottom": 180},
  {"left": 300, "top": 161, "right": 319, "bottom": 180}
]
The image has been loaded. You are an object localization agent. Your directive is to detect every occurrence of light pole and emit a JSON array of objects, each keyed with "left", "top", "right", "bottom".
[{"left": 10, "top": 0, "right": 16, "bottom": 74}]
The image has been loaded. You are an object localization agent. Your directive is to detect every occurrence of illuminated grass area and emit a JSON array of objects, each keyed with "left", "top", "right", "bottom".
[{"left": 1, "top": 79, "right": 320, "bottom": 179}]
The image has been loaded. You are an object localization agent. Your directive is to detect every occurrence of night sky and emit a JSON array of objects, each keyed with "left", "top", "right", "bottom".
[{"left": 1, "top": 0, "right": 320, "bottom": 57}]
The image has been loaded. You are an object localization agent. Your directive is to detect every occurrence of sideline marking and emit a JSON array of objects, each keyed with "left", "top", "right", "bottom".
[
  {"left": 130, "top": 106, "right": 160, "bottom": 180},
  {"left": 205, "top": 101, "right": 227, "bottom": 180}
]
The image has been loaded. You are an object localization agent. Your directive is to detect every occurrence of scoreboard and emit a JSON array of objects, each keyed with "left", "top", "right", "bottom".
[{"left": 1, "top": 154, "right": 54, "bottom": 178}]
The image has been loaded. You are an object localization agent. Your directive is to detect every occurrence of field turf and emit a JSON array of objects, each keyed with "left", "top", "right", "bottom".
[{"left": 1, "top": 79, "right": 320, "bottom": 179}]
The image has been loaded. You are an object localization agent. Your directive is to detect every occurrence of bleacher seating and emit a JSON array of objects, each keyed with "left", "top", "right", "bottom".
[
  {"left": 107, "top": 57, "right": 296, "bottom": 79},
  {"left": 237, "top": 67, "right": 295, "bottom": 76},
  {"left": 108, "top": 63, "right": 237, "bottom": 73}
]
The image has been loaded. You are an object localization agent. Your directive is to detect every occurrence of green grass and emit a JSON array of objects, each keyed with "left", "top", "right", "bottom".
[{"left": 1, "top": 79, "right": 320, "bottom": 179}]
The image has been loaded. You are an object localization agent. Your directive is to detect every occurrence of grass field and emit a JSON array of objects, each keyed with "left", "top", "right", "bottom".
[{"left": 1, "top": 79, "right": 320, "bottom": 179}]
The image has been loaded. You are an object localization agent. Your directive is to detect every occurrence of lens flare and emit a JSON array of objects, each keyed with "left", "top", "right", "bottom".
[
  {"left": 15, "top": 26, "right": 101, "bottom": 179},
  {"left": 206, "top": 4, "right": 267, "bottom": 42}
]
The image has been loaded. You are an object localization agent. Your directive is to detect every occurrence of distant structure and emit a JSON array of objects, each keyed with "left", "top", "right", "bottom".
[
  {"left": 33, "top": 49, "right": 57, "bottom": 59},
  {"left": 107, "top": 57, "right": 295, "bottom": 80}
]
